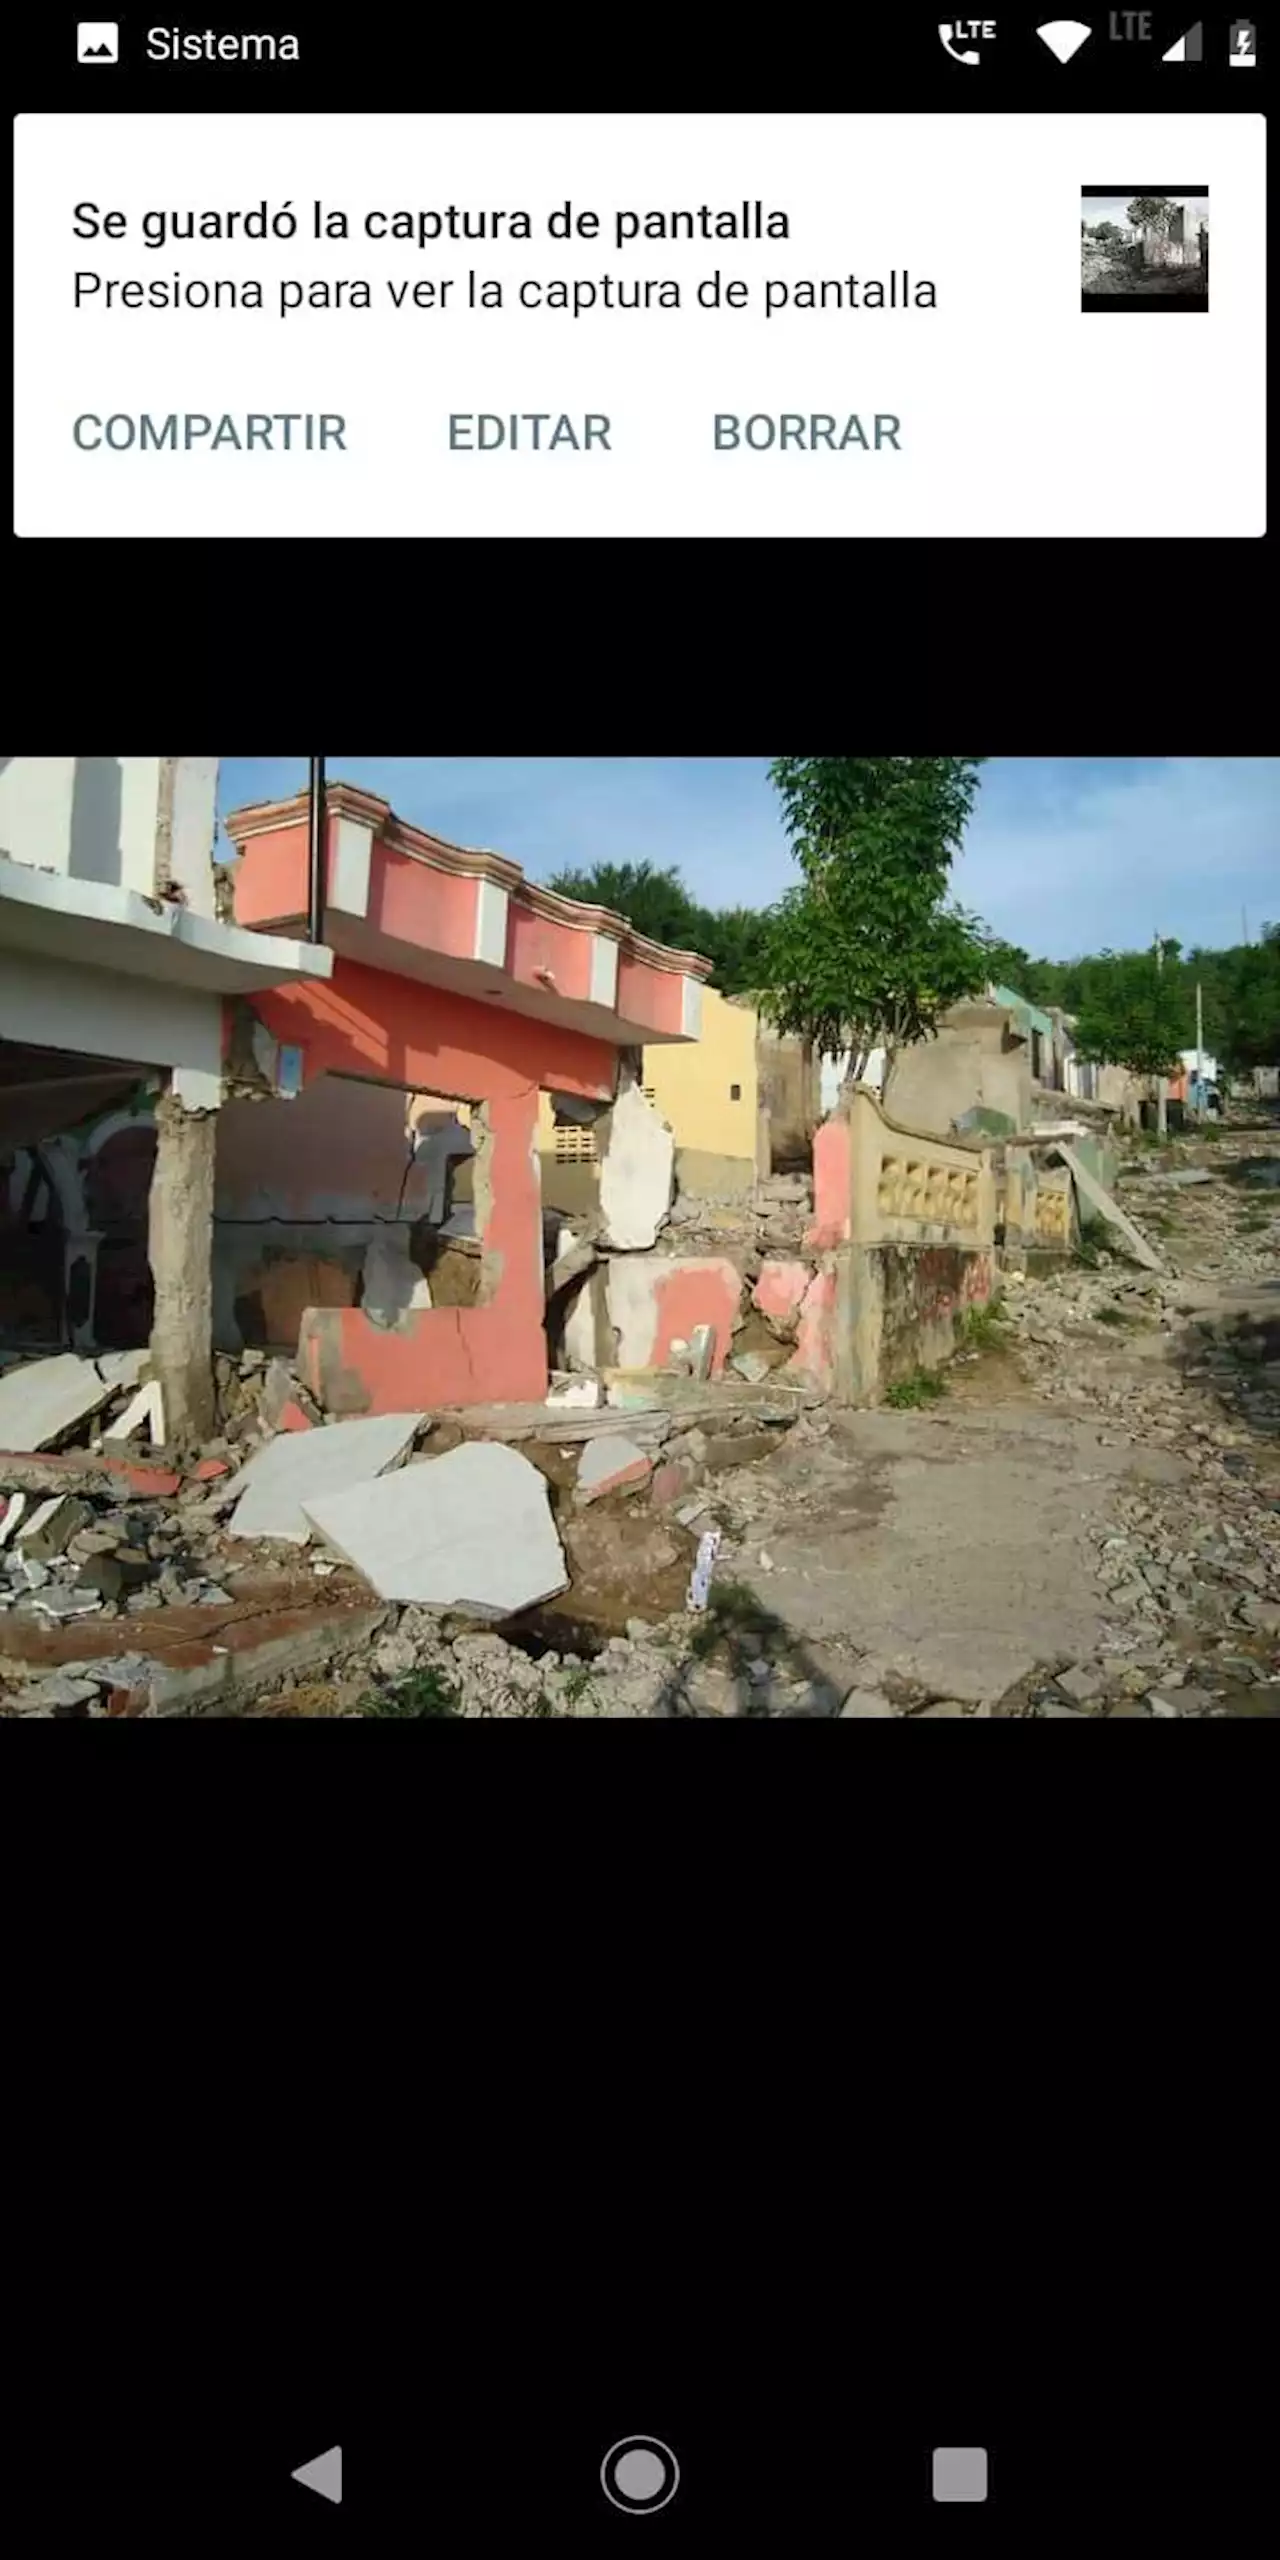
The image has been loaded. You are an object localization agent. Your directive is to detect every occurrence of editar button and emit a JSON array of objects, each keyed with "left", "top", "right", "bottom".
[{"left": 601, "top": 2437, "right": 680, "bottom": 2513}]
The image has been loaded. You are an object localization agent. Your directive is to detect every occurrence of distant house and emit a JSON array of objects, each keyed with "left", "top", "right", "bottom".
[
  {"left": 986, "top": 983, "right": 1143, "bottom": 1124},
  {"left": 987, "top": 983, "right": 1063, "bottom": 1090}
]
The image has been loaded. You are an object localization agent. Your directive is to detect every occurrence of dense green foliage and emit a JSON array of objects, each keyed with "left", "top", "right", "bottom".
[
  {"left": 548, "top": 795, "right": 1280, "bottom": 1077},
  {"left": 978, "top": 928, "right": 1280, "bottom": 1073},
  {"left": 1069, "top": 942, "right": 1189, "bottom": 1079},
  {"left": 1128, "top": 195, "right": 1178, "bottom": 234},
  {"left": 759, "top": 757, "right": 988, "bottom": 1073},
  {"left": 545, "top": 857, "right": 772, "bottom": 997}
]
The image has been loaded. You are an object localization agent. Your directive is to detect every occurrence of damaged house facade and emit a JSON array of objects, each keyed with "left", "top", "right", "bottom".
[
  {"left": 218, "top": 782, "right": 714, "bottom": 1412},
  {"left": 1, "top": 760, "right": 1058, "bottom": 1439},
  {"left": 4, "top": 763, "right": 1154, "bottom": 1452},
  {"left": 0, "top": 756, "right": 332, "bottom": 1440},
  {"left": 2, "top": 762, "right": 1205, "bottom": 1717}
]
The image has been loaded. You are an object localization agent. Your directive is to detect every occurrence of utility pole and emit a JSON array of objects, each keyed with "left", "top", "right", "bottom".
[{"left": 1153, "top": 930, "right": 1168, "bottom": 1136}]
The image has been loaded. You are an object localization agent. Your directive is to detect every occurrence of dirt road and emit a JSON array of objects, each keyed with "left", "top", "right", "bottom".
[{"left": 710, "top": 1121, "right": 1280, "bottom": 1716}]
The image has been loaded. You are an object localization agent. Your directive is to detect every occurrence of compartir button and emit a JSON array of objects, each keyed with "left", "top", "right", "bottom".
[{"left": 601, "top": 2436, "right": 680, "bottom": 2513}]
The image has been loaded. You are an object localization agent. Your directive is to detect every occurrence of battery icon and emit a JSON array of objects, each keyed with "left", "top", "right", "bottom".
[{"left": 1228, "top": 19, "right": 1257, "bottom": 65}]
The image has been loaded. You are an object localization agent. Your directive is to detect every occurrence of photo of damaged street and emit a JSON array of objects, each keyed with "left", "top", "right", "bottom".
[
  {"left": 2, "top": 754, "right": 1277, "bottom": 1721},
  {"left": 1081, "top": 190, "right": 1210, "bottom": 309}
]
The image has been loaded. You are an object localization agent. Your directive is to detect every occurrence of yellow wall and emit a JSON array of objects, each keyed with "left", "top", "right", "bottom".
[
  {"left": 642, "top": 989, "right": 758, "bottom": 1163},
  {"left": 535, "top": 990, "right": 759, "bottom": 1178}
]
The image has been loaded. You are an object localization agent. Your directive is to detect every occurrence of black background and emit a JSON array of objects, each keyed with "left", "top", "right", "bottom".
[{"left": 1, "top": 23, "right": 1274, "bottom": 2546}]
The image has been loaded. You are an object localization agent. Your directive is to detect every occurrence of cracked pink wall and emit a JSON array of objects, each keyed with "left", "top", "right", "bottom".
[
  {"left": 788, "top": 1266, "right": 839, "bottom": 1393},
  {"left": 753, "top": 1259, "right": 813, "bottom": 1328},
  {"left": 296, "top": 1085, "right": 546, "bottom": 1412},
  {"left": 244, "top": 956, "right": 616, "bottom": 1413},
  {"left": 806, "top": 1116, "right": 852, "bottom": 1250}
]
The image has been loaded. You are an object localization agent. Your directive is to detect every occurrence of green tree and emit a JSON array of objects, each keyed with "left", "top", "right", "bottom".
[
  {"left": 1213, "top": 924, "right": 1280, "bottom": 1073},
  {"left": 980, "top": 936, "right": 1032, "bottom": 994},
  {"left": 545, "top": 858, "right": 702, "bottom": 950},
  {"left": 690, "top": 903, "right": 776, "bottom": 998},
  {"left": 1072, "top": 940, "right": 1191, "bottom": 1130},
  {"left": 545, "top": 859, "right": 777, "bottom": 998},
  {"left": 1128, "top": 196, "right": 1178, "bottom": 234},
  {"left": 761, "top": 756, "right": 988, "bottom": 1080}
]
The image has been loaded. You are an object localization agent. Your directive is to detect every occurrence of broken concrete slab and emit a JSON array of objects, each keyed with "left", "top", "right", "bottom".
[
  {"left": 544, "top": 1229, "right": 602, "bottom": 1307},
  {"left": 689, "top": 1323, "right": 716, "bottom": 1381},
  {"left": 0, "top": 1352, "right": 119, "bottom": 1453},
  {"left": 0, "top": 1493, "right": 27, "bottom": 1548},
  {"left": 649, "top": 1457, "right": 700, "bottom": 1508},
  {"left": 730, "top": 1352, "right": 772, "bottom": 1385},
  {"left": 546, "top": 1377, "right": 603, "bottom": 1409},
  {"left": 0, "top": 1450, "right": 183, "bottom": 1501},
  {"left": 16, "top": 1495, "right": 93, "bottom": 1561},
  {"left": 96, "top": 1350, "right": 152, "bottom": 1391},
  {"left": 104, "top": 1380, "right": 166, "bottom": 1446},
  {"left": 576, "top": 1434, "right": 653, "bottom": 1505},
  {"left": 598, "top": 1080, "right": 675, "bottom": 1249},
  {"left": 1056, "top": 1662, "right": 1105, "bottom": 1704},
  {"left": 360, "top": 1227, "right": 433, "bottom": 1327},
  {"left": 226, "top": 1410, "right": 425, "bottom": 1543},
  {"left": 6, "top": 1673, "right": 105, "bottom": 1716},
  {"left": 701, "top": 1429, "right": 784, "bottom": 1473},
  {"left": 606, "top": 1256, "right": 744, "bottom": 1377},
  {"left": 1053, "top": 1143, "right": 1164, "bottom": 1272},
  {"left": 30, "top": 1586, "right": 104, "bottom": 1622},
  {"left": 455, "top": 1400, "right": 667, "bottom": 1444},
  {"left": 257, "top": 1361, "right": 319, "bottom": 1434},
  {"left": 303, "top": 1440, "right": 568, "bottom": 1617},
  {"left": 838, "top": 1688, "right": 897, "bottom": 1717},
  {"left": 75, "top": 1555, "right": 125, "bottom": 1600},
  {"left": 0, "top": 1579, "right": 388, "bottom": 1715}
]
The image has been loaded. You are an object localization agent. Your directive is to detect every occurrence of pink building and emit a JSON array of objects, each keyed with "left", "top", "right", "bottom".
[{"left": 223, "top": 782, "right": 712, "bottom": 1413}]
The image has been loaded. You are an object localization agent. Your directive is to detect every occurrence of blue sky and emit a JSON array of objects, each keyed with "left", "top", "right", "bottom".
[
  {"left": 217, "top": 758, "right": 1278, "bottom": 961},
  {"left": 1084, "top": 196, "right": 1209, "bottom": 228}
]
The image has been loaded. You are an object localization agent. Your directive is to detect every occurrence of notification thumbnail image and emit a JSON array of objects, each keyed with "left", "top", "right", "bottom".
[{"left": 1081, "top": 189, "right": 1209, "bottom": 312}]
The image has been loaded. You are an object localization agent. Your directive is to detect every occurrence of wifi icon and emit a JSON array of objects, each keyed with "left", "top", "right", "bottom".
[{"left": 1037, "top": 18, "right": 1093, "bottom": 59}]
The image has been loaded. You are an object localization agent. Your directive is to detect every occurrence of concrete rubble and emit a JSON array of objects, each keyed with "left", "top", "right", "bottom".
[
  {"left": 15, "top": 1495, "right": 92, "bottom": 1561},
  {"left": 224, "top": 1410, "right": 425, "bottom": 1543},
  {"left": 303, "top": 1441, "right": 570, "bottom": 1615},
  {"left": 575, "top": 1434, "right": 653, "bottom": 1505},
  {"left": 0, "top": 1319, "right": 818, "bottom": 1712},
  {"left": 1051, "top": 1141, "right": 1165, "bottom": 1272},
  {"left": 598, "top": 1079, "right": 675, "bottom": 1249},
  {"left": 104, "top": 1380, "right": 166, "bottom": 1446},
  {"left": 3, "top": 1118, "right": 1274, "bottom": 1720},
  {"left": 0, "top": 1350, "right": 136, "bottom": 1453}
]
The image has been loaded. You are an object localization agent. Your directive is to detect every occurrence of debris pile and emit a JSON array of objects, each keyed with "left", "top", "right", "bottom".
[
  {"left": 983, "top": 1126, "right": 1280, "bottom": 1715},
  {"left": 1, "top": 1329, "right": 818, "bottom": 1716}
]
